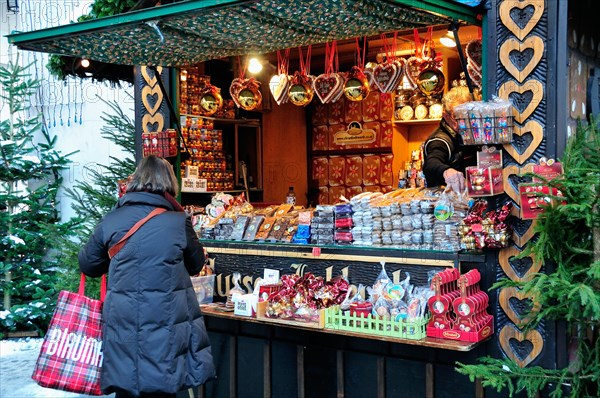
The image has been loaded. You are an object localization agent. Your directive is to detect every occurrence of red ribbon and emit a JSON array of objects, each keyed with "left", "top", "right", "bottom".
[
  {"left": 298, "top": 45, "right": 312, "bottom": 76},
  {"left": 355, "top": 37, "right": 367, "bottom": 69},
  {"left": 277, "top": 48, "right": 291, "bottom": 75},
  {"left": 324, "top": 41, "right": 338, "bottom": 74}
]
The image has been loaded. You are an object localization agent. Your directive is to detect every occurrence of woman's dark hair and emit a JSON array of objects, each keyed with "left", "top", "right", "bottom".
[{"left": 126, "top": 155, "right": 179, "bottom": 196}]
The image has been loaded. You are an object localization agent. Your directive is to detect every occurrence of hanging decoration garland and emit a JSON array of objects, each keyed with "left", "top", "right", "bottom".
[
  {"left": 373, "top": 32, "right": 404, "bottom": 93},
  {"left": 313, "top": 41, "right": 345, "bottom": 104},
  {"left": 288, "top": 45, "right": 315, "bottom": 107},
  {"left": 230, "top": 56, "right": 262, "bottom": 111},
  {"left": 269, "top": 49, "right": 291, "bottom": 105},
  {"left": 343, "top": 37, "right": 370, "bottom": 102}
]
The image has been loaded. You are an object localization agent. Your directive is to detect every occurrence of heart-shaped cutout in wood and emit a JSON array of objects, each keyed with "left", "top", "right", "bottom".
[
  {"left": 499, "top": 246, "right": 542, "bottom": 282},
  {"left": 141, "top": 113, "right": 164, "bottom": 134},
  {"left": 373, "top": 62, "right": 400, "bottom": 93},
  {"left": 503, "top": 164, "right": 534, "bottom": 204},
  {"left": 512, "top": 218, "right": 536, "bottom": 247},
  {"left": 500, "top": 36, "right": 544, "bottom": 83},
  {"left": 499, "top": 0, "right": 544, "bottom": 41},
  {"left": 499, "top": 80, "right": 543, "bottom": 123},
  {"left": 499, "top": 324, "right": 543, "bottom": 368},
  {"left": 499, "top": 286, "right": 541, "bottom": 327},
  {"left": 141, "top": 66, "right": 163, "bottom": 87},
  {"left": 503, "top": 120, "right": 543, "bottom": 164},
  {"left": 313, "top": 73, "right": 344, "bottom": 104},
  {"left": 141, "top": 85, "right": 163, "bottom": 116},
  {"left": 269, "top": 74, "right": 290, "bottom": 105},
  {"left": 229, "top": 78, "right": 244, "bottom": 108}
]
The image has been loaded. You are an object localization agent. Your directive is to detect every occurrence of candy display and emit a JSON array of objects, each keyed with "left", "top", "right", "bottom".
[
  {"left": 427, "top": 269, "right": 493, "bottom": 342},
  {"left": 142, "top": 129, "right": 177, "bottom": 158},
  {"left": 264, "top": 273, "right": 349, "bottom": 322},
  {"left": 459, "top": 200, "right": 513, "bottom": 250},
  {"left": 453, "top": 98, "right": 514, "bottom": 145},
  {"left": 180, "top": 116, "right": 234, "bottom": 192}
]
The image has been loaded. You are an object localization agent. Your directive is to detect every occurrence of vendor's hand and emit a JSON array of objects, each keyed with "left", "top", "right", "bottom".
[{"left": 443, "top": 168, "right": 466, "bottom": 194}]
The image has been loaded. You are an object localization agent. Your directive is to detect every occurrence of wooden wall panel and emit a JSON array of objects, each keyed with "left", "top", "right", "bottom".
[{"left": 262, "top": 103, "right": 308, "bottom": 205}]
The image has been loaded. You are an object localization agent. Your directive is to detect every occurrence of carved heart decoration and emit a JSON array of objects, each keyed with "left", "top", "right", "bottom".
[
  {"left": 512, "top": 218, "right": 536, "bottom": 247},
  {"left": 499, "top": 0, "right": 545, "bottom": 41},
  {"left": 499, "top": 80, "right": 543, "bottom": 123},
  {"left": 503, "top": 120, "right": 543, "bottom": 164},
  {"left": 313, "top": 73, "right": 344, "bottom": 104},
  {"left": 499, "top": 246, "right": 542, "bottom": 282},
  {"left": 503, "top": 164, "right": 534, "bottom": 204},
  {"left": 141, "top": 66, "right": 163, "bottom": 87},
  {"left": 141, "top": 85, "right": 163, "bottom": 116},
  {"left": 141, "top": 113, "right": 164, "bottom": 134},
  {"left": 373, "top": 62, "right": 400, "bottom": 93},
  {"left": 229, "top": 78, "right": 244, "bottom": 108},
  {"left": 499, "top": 286, "right": 541, "bottom": 327},
  {"left": 269, "top": 74, "right": 290, "bottom": 105},
  {"left": 499, "top": 324, "right": 543, "bottom": 368},
  {"left": 500, "top": 36, "right": 544, "bottom": 83}
]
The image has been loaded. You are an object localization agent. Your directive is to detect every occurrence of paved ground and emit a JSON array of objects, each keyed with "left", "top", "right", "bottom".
[{"left": 0, "top": 338, "right": 114, "bottom": 398}]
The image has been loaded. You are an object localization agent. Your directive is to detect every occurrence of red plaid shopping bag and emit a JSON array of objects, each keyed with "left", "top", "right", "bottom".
[{"left": 32, "top": 274, "right": 106, "bottom": 395}]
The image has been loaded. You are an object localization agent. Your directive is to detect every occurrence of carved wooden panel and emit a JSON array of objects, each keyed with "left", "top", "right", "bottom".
[
  {"left": 496, "top": 0, "right": 548, "bottom": 368},
  {"left": 134, "top": 66, "right": 171, "bottom": 156}
]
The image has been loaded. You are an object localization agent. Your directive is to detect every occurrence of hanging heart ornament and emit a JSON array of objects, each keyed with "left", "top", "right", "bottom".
[
  {"left": 313, "top": 73, "right": 344, "bottom": 104},
  {"left": 199, "top": 84, "right": 223, "bottom": 116},
  {"left": 269, "top": 73, "right": 290, "bottom": 105},
  {"left": 288, "top": 72, "right": 314, "bottom": 107},
  {"left": 373, "top": 61, "right": 402, "bottom": 93},
  {"left": 343, "top": 66, "right": 370, "bottom": 101}
]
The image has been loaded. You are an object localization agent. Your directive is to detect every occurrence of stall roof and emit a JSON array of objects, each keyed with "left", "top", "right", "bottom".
[{"left": 7, "top": 0, "right": 480, "bottom": 67}]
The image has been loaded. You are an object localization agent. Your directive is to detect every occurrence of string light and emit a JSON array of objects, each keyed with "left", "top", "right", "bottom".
[{"left": 248, "top": 57, "right": 263, "bottom": 74}]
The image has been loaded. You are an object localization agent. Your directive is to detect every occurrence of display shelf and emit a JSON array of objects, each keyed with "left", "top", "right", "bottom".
[
  {"left": 200, "top": 304, "right": 486, "bottom": 352},
  {"left": 181, "top": 113, "right": 260, "bottom": 127},
  {"left": 311, "top": 147, "right": 393, "bottom": 156},
  {"left": 200, "top": 239, "right": 475, "bottom": 267},
  {"left": 393, "top": 118, "right": 441, "bottom": 125}
]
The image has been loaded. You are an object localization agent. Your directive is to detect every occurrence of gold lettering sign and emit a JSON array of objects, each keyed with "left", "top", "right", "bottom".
[{"left": 333, "top": 121, "right": 376, "bottom": 146}]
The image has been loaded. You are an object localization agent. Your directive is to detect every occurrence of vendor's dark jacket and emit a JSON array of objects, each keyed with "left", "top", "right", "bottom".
[
  {"left": 78, "top": 192, "right": 216, "bottom": 396},
  {"left": 423, "top": 118, "right": 478, "bottom": 187}
]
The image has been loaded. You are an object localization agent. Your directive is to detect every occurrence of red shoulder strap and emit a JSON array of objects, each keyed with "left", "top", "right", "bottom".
[{"left": 108, "top": 208, "right": 167, "bottom": 259}]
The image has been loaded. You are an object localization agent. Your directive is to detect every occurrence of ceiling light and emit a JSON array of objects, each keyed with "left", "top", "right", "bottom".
[
  {"left": 440, "top": 31, "right": 457, "bottom": 48},
  {"left": 248, "top": 57, "right": 263, "bottom": 74},
  {"left": 80, "top": 58, "right": 90, "bottom": 68}
]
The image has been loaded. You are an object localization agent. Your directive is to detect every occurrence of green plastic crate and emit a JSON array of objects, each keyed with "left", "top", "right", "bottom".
[{"left": 324, "top": 306, "right": 428, "bottom": 340}]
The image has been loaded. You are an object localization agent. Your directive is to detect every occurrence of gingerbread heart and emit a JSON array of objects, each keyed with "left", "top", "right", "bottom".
[
  {"left": 269, "top": 73, "right": 290, "bottom": 105},
  {"left": 404, "top": 57, "right": 426, "bottom": 88},
  {"left": 229, "top": 78, "right": 244, "bottom": 108},
  {"left": 313, "top": 73, "right": 344, "bottom": 104},
  {"left": 363, "top": 69, "right": 375, "bottom": 89},
  {"left": 373, "top": 62, "right": 400, "bottom": 93}
]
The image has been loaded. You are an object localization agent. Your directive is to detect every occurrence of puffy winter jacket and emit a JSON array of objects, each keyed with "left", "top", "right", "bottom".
[
  {"left": 423, "top": 119, "right": 478, "bottom": 187},
  {"left": 78, "top": 192, "right": 216, "bottom": 396}
]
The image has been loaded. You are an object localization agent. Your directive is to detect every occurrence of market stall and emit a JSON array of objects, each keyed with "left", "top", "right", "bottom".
[{"left": 7, "top": 0, "right": 579, "bottom": 396}]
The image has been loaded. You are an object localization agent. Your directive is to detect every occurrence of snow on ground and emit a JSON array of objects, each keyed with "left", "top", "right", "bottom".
[{"left": 0, "top": 338, "right": 114, "bottom": 397}]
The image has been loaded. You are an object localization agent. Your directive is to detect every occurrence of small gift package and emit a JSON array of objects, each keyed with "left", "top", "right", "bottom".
[{"left": 466, "top": 147, "right": 504, "bottom": 197}]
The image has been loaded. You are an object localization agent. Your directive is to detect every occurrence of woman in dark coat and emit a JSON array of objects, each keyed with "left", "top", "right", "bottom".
[{"left": 79, "top": 155, "right": 216, "bottom": 398}]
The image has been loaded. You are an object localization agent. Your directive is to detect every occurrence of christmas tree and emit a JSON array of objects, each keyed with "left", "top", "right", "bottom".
[
  {"left": 0, "top": 56, "right": 76, "bottom": 335},
  {"left": 456, "top": 119, "right": 600, "bottom": 397}
]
